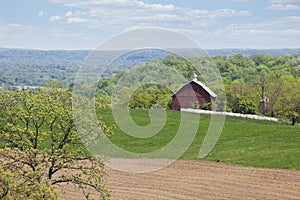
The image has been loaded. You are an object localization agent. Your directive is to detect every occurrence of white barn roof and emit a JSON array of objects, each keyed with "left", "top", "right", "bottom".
[{"left": 173, "top": 74, "right": 217, "bottom": 98}]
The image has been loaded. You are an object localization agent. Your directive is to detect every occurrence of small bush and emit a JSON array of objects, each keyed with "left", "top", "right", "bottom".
[{"left": 202, "top": 102, "right": 212, "bottom": 111}]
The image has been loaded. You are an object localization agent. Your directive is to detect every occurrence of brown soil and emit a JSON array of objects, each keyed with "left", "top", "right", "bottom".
[{"left": 60, "top": 159, "right": 300, "bottom": 200}]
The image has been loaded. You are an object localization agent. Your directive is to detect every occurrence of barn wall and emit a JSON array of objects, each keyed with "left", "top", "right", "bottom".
[{"left": 172, "top": 82, "right": 212, "bottom": 111}]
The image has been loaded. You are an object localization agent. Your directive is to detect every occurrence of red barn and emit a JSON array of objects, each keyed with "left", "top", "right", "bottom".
[{"left": 172, "top": 74, "right": 217, "bottom": 111}]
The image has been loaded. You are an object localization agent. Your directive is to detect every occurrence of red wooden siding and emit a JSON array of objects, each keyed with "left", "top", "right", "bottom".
[{"left": 172, "top": 82, "right": 214, "bottom": 111}]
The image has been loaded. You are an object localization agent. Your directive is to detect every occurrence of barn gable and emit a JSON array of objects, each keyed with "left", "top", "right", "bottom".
[{"left": 171, "top": 74, "right": 217, "bottom": 111}]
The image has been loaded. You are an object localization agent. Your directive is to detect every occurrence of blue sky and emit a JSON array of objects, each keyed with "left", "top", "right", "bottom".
[{"left": 0, "top": 0, "right": 300, "bottom": 49}]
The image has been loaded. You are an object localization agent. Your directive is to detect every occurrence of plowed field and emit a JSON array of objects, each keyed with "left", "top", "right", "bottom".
[{"left": 59, "top": 160, "right": 300, "bottom": 199}]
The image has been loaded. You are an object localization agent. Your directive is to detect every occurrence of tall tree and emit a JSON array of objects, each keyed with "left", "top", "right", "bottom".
[
  {"left": 255, "top": 64, "right": 270, "bottom": 99},
  {"left": 275, "top": 76, "right": 300, "bottom": 125},
  {"left": 0, "top": 89, "right": 112, "bottom": 199}
]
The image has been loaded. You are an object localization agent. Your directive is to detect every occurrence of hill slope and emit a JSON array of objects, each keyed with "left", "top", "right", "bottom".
[{"left": 99, "top": 108, "right": 300, "bottom": 170}]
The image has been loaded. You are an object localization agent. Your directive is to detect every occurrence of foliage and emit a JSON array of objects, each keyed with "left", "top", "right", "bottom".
[
  {"left": 129, "top": 88, "right": 155, "bottom": 109},
  {"left": 162, "top": 56, "right": 194, "bottom": 79},
  {"left": 0, "top": 149, "right": 58, "bottom": 200},
  {"left": 95, "top": 54, "right": 300, "bottom": 121},
  {"left": 2, "top": 50, "right": 300, "bottom": 124},
  {"left": 0, "top": 89, "right": 112, "bottom": 199},
  {"left": 202, "top": 102, "right": 212, "bottom": 111},
  {"left": 44, "top": 80, "right": 67, "bottom": 89},
  {"left": 127, "top": 86, "right": 173, "bottom": 109},
  {"left": 237, "top": 99, "right": 258, "bottom": 115},
  {"left": 1, "top": 48, "right": 300, "bottom": 87},
  {"left": 274, "top": 76, "right": 300, "bottom": 125}
]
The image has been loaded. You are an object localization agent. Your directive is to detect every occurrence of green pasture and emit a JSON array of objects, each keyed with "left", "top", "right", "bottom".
[{"left": 97, "top": 108, "right": 300, "bottom": 170}]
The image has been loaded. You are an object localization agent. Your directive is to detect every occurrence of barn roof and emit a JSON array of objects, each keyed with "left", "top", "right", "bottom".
[{"left": 172, "top": 75, "right": 217, "bottom": 98}]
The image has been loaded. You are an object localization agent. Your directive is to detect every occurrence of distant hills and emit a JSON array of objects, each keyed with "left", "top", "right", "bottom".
[
  {"left": 1, "top": 47, "right": 300, "bottom": 66},
  {"left": 207, "top": 48, "right": 300, "bottom": 57},
  {"left": 1, "top": 47, "right": 300, "bottom": 87}
]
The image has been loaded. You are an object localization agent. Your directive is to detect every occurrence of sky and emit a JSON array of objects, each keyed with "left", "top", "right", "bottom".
[{"left": 0, "top": 0, "right": 300, "bottom": 50}]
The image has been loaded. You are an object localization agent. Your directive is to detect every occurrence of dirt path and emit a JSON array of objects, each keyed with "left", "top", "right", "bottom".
[{"left": 60, "top": 160, "right": 300, "bottom": 199}]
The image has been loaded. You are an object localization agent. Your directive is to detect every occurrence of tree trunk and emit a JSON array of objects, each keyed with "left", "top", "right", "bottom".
[{"left": 292, "top": 118, "right": 296, "bottom": 126}]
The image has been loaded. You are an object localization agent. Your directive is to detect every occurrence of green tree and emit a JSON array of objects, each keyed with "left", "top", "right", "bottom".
[
  {"left": 0, "top": 89, "right": 112, "bottom": 199},
  {"left": 226, "top": 80, "right": 259, "bottom": 113},
  {"left": 275, "top": 76, "right": 300, "bottom": 125},
  {"left": 129, "top": 88, "right": 155, "bottom": 109},
  {"left": 0, "top": 149, "right": 58, "bottom": 200},
  {"left": 162, "top": 56, "right": 194, "bottom": 79},
  {"left": 238, "top": 99, "right": 258, "bottom": 115},
  {"left": 154, "top": 87, "right": 173, "bottom": 109},
  {"left": 44, "top": 80, "right": 67, "bottom": 89},
  {"left": 255, "top": 64, "right": 270, "bottom": 99},
  {"left": 251, "top": 54, "right": 272, "bottom": 66}
]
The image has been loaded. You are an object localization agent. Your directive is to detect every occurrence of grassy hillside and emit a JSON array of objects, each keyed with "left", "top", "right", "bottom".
[{"left": 98, "top": 108, "right": 300, "bottom": 170}]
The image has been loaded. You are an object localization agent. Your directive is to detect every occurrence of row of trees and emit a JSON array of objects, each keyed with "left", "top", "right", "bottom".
[
  {"left": 96, "top": 55, "right": 300, "bottom": 125},
  {"left": 226, "top": 75, "right": 300, "bottom": 124},
  {"left": 0, "top": 88, "right": 112, "bottom": 199}
]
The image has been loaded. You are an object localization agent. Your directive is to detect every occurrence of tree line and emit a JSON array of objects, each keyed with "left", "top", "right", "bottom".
[
  {"left": 96, "top": 54, "right": 300, "bottom": 125},
  {"left": 1, "top": 48, "right": 300, "bottom": 86}
]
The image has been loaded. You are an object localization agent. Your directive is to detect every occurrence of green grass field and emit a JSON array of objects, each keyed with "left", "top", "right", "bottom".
[{"left": 97, "top": 108, "right": 300, "bottom": 170}]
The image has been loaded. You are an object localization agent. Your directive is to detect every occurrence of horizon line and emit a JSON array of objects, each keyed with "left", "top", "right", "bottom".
[{"left": 1, "top": 47, "right": 300, "bottom": 51}]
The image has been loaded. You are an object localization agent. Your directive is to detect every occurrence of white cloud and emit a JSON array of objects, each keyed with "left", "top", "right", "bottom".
[
  {"left": 268, "top": 0, "right": 300, "bottom": 3},
  {"left": 131, "top": 14, "right": 188, "bottom": 23},
  {"left": 50, "top": 15, "right": 65, "bottom": 22},
  {"left": 174, "top": 28, "right": 206, "bottom": 36},
  {"left": 208, "top": 22, "right": 300, "bottom": 48},
  {"left": 136, "top": 1, "right": 176, "bottom": 11},
  {"left": 230, "top": 0, "right": 260, "bottom": 2},
  {"left": 0, "top": 21, "right": 93, "bottom": 49},
  {"left": 211, "top": 8, "right": 250, "bottom": 17},
  {"left": 49, "top": 0, "right": 295, "bottom": 49},
  {"left": 267, "top": 3, "right": 300, "bottom": 10},
  {"left": 227, "top": 29, "right": 300, "bottom": 35},
  {"left": 49, "top": 0, "right": 176, "bottom": 10},
  {"left": 0, "top": 22, "right": 24, "bottom": 30},
  {"left": 219, "top": 16, "right": 300, "bottom": 38},
  {"left": 211, "top": 14, "right": 299, "bottom": 36},
  {"left": 186, "top": 8, "right": 250, "bottom": 18},
  {"left": 50, "top": 15, "right": 93, "bottom": 24},
  {"left": 65, "top": 11, "right": 74, "bottom": 17},
  {"left": 38, "top": 10, "right": 48, "bottom": 16},
  {"left": 285, "top": 16, "right": 300, "bottom": 21},
  {"left": 66, "top": 17, "right": 92, "bottom": 24},
  {"left": 60, "top": 0, "right": 137, "bottom": 7},
  {"left": 48, "top": 3, "right": 251, "bottom": 31}
]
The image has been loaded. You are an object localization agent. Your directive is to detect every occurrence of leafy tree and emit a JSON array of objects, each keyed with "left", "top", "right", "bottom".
[
  {"left": 162, "top": 56, "right": 194, "bottom": 79},
  {"left": 0, "top": 149, "right": 58, "bottom": 200},
  {"left": 255, "top": 64, "right": 270, "bottom": 99},
  {"left": 275, "top": 76, "right": 300, "bottom": 125},
  {"left": 129, "top": 88, "right": 155, "bottom": 109},
  {"left": 44, "top": 80, "right": 67, "bottom": 89},
  {"left": 238, "top": 99, "right": 258, "bottom": 115},
  {"left": 97, "top": 71, "right": 127, "bottom": 97},
  {"left": 154, "top": 87, "right": 173, "bottom": 109},
  {"left": 264, "top": 77, "right": 284, "bottom": 116},
  {"left": 0, "top": 89, "right": 112, "bottom": 199},
  {"left": 251, "top": 54, "right": 272, "bottom": 66}
]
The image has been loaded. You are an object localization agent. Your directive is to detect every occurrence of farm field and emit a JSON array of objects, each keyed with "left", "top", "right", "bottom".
[
  {"left": 59, "top": 159, "right": 300, "bottom": 199},
  {"left": 51, "top": 107, "right": 300, "bottom": 199},
  {"left": 55, "top": 107, "right": 300, "bottom": 199},
  {"left": 98, "top": 108, "right": 300, "bottom": 170}
]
